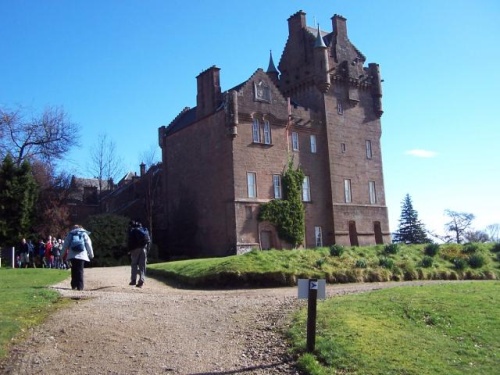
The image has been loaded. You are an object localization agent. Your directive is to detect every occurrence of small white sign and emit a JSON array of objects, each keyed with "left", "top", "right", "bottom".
[{"left": 298, "top": 279, "right": 326, "bottom": 299}]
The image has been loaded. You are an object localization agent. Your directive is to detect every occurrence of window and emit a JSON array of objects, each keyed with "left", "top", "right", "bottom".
[
  {"left": 302, "top": 176, "right": 311, "bottom": 202},
  {"left": 310, "top": 135, "right": 317, "bottom": 153},
  {"left": 252, "top": 119, "right": 260, "bottom": 143},
  {"left": 315, "top": 226, "right": 323, "bottom": 247},
  {"left": 337, "top": 100, "right": 344, "bottom": 115},
  {"left": 292, "top": 132, "right": 299, "bottom": 151},
  {"left": 341, "top": 143, "right": 346, "bottom": 153},
  {"left": 252, "top": 118, "right": 272, "bottom": 145},
  {"left": 263, "top": 121, "right": 271, "bottom": 144},
  {"left": 247, "top": 172, "right": 257, "bottom": 198},
  {"left": 369, "top": 181, "right": 377, "bottom": 204},
  {"left": 365, "top": 140, "right": 372, "bottom": 159},
  {"left": 344, "top": 179, "right": 352, "bottom": 203},
  {"left": 273, "top": 175, "right": 282, "bottom": 199}
]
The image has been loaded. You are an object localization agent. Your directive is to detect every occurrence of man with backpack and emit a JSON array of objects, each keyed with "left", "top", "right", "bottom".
[{"left": 128, "top": 220, "right": 150, "bottom": 288}]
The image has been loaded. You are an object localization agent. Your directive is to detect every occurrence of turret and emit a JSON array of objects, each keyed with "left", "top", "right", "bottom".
[
  {"left": 266, "top": 50, "right": 279, "bottom": 87},
  {"left": 369, "top": 63, "right": 383, "bottom": 117},
  {"left": 314, "top": 25, "right": 331, "bottom": 93}
]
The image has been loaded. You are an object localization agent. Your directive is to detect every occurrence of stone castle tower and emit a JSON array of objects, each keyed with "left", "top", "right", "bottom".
[{"left": 159, "top": 10, "right": 390, "bottom": 257}]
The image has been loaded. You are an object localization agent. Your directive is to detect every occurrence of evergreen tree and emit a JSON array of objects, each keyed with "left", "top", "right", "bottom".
[
  {"left": 393, "top": 194, "right": 430, "bottom": 244},
  {"left": 0, "top": 155, "right": 38, "bottom": 246}
]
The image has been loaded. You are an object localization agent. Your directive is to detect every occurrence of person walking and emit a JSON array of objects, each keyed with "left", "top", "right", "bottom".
[
  {"left": 61, "top": 225, "right": 94, "bottom": 291},
  {"left": 127, "top": 220, "right": 150, "bottom": 288},
  {"left": 18, "top": 238, "right": 30, "bottom": 268}
]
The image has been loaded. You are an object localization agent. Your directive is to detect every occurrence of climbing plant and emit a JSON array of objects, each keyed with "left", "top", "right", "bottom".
[{"left": 258, "top": 159, "right": 305, "bottom": 247}]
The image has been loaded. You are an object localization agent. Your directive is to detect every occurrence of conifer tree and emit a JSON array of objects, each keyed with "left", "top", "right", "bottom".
[
  {"left": 393, "top": 194, "right": 430, "bottom": 244},
  {"left": 0, "top": 155, "right": 38, "bottom": 246}
]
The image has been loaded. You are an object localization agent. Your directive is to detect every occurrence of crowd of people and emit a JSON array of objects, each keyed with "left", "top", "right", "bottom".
[
  {"left": 13, "top": 221, "right": 149, "bottom": 291},
  {"left": 16, "top": 235, "right": 70, "bottom": 269}
]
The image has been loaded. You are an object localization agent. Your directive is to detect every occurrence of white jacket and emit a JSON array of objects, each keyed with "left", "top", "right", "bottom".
[{"left": 62, "top": 228, "right": 94, "bottom": 262}]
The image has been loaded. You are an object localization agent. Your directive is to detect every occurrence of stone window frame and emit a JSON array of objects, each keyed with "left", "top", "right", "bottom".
[
  {"left": 251, "top": 116, "right": 272, "bottom": 145},
  {"left": 302, "top": 176, "right": 311, "bottom": 202},
  {"left": 344, "top": 179, "right": 352, "bottom": 203},
  {"left": 310, "top": 134, "right": 317, "bottom": 153},
  {"left": 273, "top": 174, "right": 282, "bottom": 199},
  {"left": 365, "top": 140, "right": 373, "bottom": 159},
  {"left": 247, "top": 172, "right": 257, "bottom": 198},
  {"left": 369, "top": 181, "right": 377, "bottom": 204},
  {"left": 291, "top": 131, "right": 299, "bottom": 151},
  {"left": 315, "top": 226, "right": 323, "bottom": 247}
]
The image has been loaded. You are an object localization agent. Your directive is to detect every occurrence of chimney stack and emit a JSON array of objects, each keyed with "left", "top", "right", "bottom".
[{"left": 196, "top": 66, "right": 221, "bottom": 119}]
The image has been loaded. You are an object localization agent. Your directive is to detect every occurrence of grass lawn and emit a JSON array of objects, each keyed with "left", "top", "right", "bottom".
[
  {"left": 288, "top": 281, "right": 500, "bottom": 375},
  {"left": 0, "top": 268, "right": 69, "bottom": 358},
  {"left": 1, "top": 242, "right": 499, "bottom": 373},
  {"left": 149, "top": 243, "right": 500, "bottom": 287}
]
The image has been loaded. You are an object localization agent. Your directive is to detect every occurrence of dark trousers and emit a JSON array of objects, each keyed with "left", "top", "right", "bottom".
[{"left": 70, "top": 259, "right": 86, "bottom": 290}]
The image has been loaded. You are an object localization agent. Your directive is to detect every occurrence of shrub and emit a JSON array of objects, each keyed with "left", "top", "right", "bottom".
[
  {"left": 424, "top": 243, "right": 440, "bottom": 257},
  {"left": 496, "top": 252, "right": 500, "bottom": 262},
  {"left": 453, "top": 258, "right": 467, "bottom": 270},
  {"left": 330, "top": 244, "right": 345, "bottom": 257},
  {"left": 355, "top": 259, "right": 367, "bottom": 268},
  {"left": 315, "top": 258, "right": 326, "bottom": 268},
  {"left": 468, "top": 254, "right": 485, "bottom": 269},
  {"left": 462, "top": 243, "right": 479, "bottom": 254},
  {"left": 420, "top": 256, "right": 434, "bottom": 268},
  {"left": 384, "top": 243, "right": 399, "bottom": 255},
  {"left": 379, "top": 257, "right": 394, "bottom": 270},
  {"left": 491, "top": 243, "right": 500, "bottom": 253}
]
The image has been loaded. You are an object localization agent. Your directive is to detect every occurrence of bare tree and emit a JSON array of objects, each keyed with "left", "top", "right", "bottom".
[
  {"left": 0, "top": 106, "right": 79, "bottom": 167},
  {"left": 464, "top": 230, "right": 489, "bottom": 243},
  {"left": 444, "top": 209, "right": 475, "bottom": 244},
  {"left": 485, "top": 224, "right": 500, "bottom": 242},
  {"left": 88, "top": 133, "right": 124, "bottom": 194},
  {"left": 138, "top": 145, "right": 162, "bottom": 242}
]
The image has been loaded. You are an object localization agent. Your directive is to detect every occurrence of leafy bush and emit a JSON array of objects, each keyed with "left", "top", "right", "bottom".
[
  {"left": 424, "top": 243, "right": 440, "bottom": 257},
  {"left": 316, "top": 258, "right": 326, "bottom": 268},
  {"left": 462, "top": 243, "right": 479, "bottom": 254},
  {"left": 384, "top": 243, "right": 399, "bottom": 255},
  {"left": 330, "top": 244, "right": 345, "bottom": 257},
  {"left": 468, "top": 254, "right": 485, "bottom": 269},
  {"left": 453, "top": 258, "right": 467, "bottom": 270},
  {"left": 420, "top": 256, "right": 434, "bottom": 268},
  {"left": 379, "top": 257, "right": 394, "bottom": 270},
  {"left": 258, "top": 160, "right": 305, "bottom": 247},
  {"left": 355, "top": 259, "right": 367, "bottom": 268},
  {"left": 491, "top": 243, "right": 500, "bottom": 253}
]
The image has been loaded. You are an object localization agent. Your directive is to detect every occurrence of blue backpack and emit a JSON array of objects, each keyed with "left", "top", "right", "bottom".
[{"left": 71, "top": 232, "right": 85, "bottom": 252}]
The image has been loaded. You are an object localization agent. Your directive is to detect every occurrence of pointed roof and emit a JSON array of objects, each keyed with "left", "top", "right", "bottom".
[
  {"left": 314, "top": 25, "right": 327, "bottom": 48},
  {"left": 267, "top": 50, "right": 279, "bottom": 73}
]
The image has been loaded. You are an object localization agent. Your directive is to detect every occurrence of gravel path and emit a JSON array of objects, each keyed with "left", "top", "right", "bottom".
[{"left": 0, "top": 266, "right": 451, "bottom": 374}]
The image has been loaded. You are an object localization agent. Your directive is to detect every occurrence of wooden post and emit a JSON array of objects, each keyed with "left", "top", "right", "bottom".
[{"left": 306, "top": 278, "right": 318, "bottom": 352}]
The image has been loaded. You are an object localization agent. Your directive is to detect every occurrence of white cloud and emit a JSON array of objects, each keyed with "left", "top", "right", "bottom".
[{"left": 405, "top": 149, "right": 437, "bottom": 158}]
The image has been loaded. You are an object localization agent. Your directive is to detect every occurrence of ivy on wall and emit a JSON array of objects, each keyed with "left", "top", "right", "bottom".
[{"left": 258, "top": 159, "right": 305, "bottom": 247}]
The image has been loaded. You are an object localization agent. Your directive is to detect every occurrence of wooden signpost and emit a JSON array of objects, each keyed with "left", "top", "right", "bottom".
[{"left": 298, "top": 278, "right": 326, "bottom": 352}]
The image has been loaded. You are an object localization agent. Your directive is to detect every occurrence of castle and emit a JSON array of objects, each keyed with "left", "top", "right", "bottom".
[{"left": 158, "top": 10, "right": 391, "bottom": 257}]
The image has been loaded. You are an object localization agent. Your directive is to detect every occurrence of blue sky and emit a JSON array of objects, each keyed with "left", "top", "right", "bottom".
[{"left": 1, "top": 0, "right": 499, "bottom": 237}]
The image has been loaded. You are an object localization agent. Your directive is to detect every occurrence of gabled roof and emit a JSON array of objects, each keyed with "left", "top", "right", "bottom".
[
  {"left": 164, "top": 107, "right": 197, "bottom": 136},
  {"left": 164, "top": 68, "right": 288, "bottom": 137}
]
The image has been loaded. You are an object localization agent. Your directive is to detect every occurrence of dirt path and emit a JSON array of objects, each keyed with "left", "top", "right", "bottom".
[{"left": 0, "top": 266, "right": 450, "bottom": 374}]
